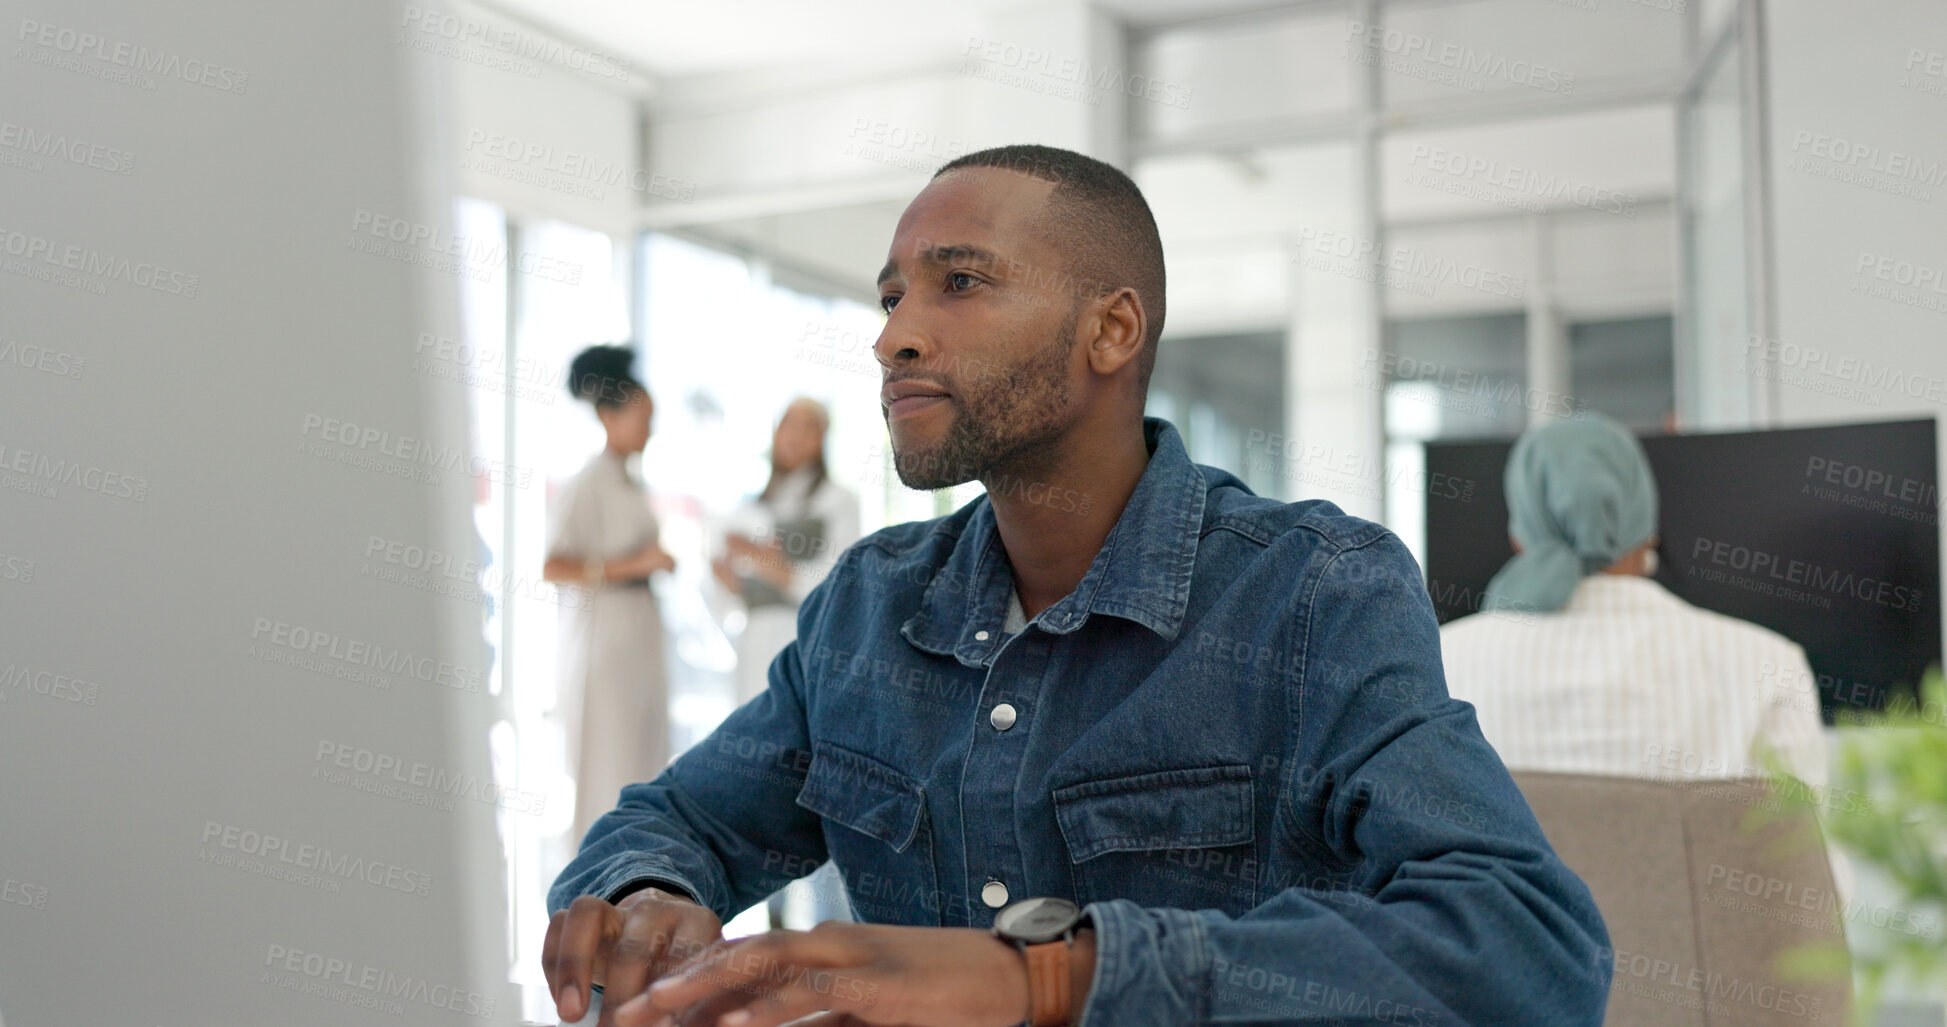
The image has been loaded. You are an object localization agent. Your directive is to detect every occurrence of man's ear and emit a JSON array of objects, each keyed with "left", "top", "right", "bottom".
[{"left": 1084, "top": 287, "right": 1145, "bottom": 376}]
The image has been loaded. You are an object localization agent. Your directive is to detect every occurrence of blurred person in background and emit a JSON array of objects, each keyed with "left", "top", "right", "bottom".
[
  {"left": 543, "top": 344, "right": 677, "bottom": 846},
  {"left": 713, "top": 397, "right": 860, "bottom": 707},
  {"left": 713, "top": 397, "right": 861, "bottom": 929},
  {"left": 1440, "top": 414, "right": 1831, "bottom": 796}
]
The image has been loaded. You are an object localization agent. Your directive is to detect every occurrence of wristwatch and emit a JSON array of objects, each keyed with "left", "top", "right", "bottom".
[{"left": 992, "top": 897, "right": 1088, "bottom": 1027}]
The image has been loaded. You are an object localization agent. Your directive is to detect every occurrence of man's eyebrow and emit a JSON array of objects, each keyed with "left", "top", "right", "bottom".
[{"left": 876, "top": 244, "right": 1001, "bottom": 287}]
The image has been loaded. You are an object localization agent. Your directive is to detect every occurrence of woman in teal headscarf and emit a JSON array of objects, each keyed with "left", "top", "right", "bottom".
[
  {"left": 1481, "top": 413, "right": 1661, "bottom": 613},
  {"left": 1440, "top": 413, "right": 1833, "bottom": 815}
]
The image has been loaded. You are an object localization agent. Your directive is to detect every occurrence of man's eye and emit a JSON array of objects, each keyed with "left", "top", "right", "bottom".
[
  {"left": 946, "top": 272, "right": 979, "bottom": 291},
  {"left": 879, "top": 294, "right": 900, "bottom": 314}
]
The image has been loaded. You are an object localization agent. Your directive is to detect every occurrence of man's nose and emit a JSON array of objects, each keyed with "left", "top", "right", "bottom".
[{"left": 873, "top": 310, "right": 925, "bottom": 368}]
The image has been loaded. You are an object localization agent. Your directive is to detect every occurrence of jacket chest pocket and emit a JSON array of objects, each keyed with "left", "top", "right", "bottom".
[
  {"left": 794, "top": 741, "right": 941, "bottom": 926},
  {"left": 1053, "top": 764, "right": 1259, "bottom": 916}
]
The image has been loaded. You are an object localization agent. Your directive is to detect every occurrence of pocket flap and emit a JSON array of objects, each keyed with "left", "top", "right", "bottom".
[
  {"left": 1053, "top": 764, "right": 1254, "bottom": 863},
  {"left": 794, "top": 741, "right": 927, "bottom": 853}
]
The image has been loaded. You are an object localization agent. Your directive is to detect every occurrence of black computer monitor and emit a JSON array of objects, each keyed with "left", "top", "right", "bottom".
[{"left": 1424, "top": 418, "right": 1941, "bottom": 722}]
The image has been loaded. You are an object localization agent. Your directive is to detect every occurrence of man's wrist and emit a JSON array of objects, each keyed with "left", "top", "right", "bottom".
[
  {"left": 608, "top": 879, "right": 696, "bottom": 906},
  {"left": 990, "top": 933, "right": 1035, "bottom": 1027}
]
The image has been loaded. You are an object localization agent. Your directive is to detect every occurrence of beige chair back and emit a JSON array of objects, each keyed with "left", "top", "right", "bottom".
[{"left": 1512, "top": 772, "right": 1853, "bottom": 1026}]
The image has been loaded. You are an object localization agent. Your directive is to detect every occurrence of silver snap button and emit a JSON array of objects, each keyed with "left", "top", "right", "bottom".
[
  {"left": 981, "top": 880, "right": 1010, "bottom": 907},
  {"left": 990, "top": 703, "right": 1018, "bottom": 731},
  {"left": 975, "top": 630, "right": 990, "bottom": 641}
]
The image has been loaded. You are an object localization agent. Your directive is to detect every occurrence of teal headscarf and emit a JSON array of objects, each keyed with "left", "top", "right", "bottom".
[{"left": 1482, "top": 414, "right": 1658, "bottom": 614}]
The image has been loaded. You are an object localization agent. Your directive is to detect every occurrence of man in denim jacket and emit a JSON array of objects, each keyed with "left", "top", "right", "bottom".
[{"left": 545, "top": 144, "right": 1611, "bottom": 1027}]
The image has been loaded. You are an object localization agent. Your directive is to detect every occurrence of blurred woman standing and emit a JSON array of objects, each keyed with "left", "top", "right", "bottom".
[
  {"left": 712, "top": 397, "right": 860, "bottom": 929},
  {"left": 714, "top": 397, "right": 859, "bottom": 706},
  {"left": 543, "top": 345, "right": 676, "bottom": 846}
]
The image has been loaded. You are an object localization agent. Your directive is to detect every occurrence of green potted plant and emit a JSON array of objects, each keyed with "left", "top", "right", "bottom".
[{"left": 1767, "top": 668, "right": 1947, "bottom": 1025}]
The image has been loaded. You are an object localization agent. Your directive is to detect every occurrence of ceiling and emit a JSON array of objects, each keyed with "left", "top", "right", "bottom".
[{"left": 477, "top": 0, "right": 1281, "bottom": 81}]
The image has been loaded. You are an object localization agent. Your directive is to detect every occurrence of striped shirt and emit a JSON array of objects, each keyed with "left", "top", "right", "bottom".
[{"left": 1438, "top": 574, "right": 1829, "bottom": 790}]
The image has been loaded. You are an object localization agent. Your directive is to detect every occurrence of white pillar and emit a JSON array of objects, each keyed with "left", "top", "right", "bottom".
[
  {"left": 1284, "top": 0, "right": 1384, "bottom": 520},
  {"left": 975, "top": 1, "right": 1131, "bottom": 166},
  {"left": 1525, "top": 215, "right": 1570, "bottom": 427}
]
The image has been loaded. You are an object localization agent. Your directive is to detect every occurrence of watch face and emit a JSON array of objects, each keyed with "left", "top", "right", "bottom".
[{"left": 995, "top": 897, "right": 1082, "bottom": 944}]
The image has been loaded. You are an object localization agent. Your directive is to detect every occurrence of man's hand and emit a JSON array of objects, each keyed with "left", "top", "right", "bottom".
[
  {"left": 614, "top": 921, "right": 1033, "bottom": 1027},
  {"left": 544, "top": 887, "right": 724, "bottom": 1024}
]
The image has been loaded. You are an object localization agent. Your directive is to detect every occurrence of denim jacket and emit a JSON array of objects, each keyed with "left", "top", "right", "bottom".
[{"left": 550, "top": 418, "right": 1611, "bottom": 1026}]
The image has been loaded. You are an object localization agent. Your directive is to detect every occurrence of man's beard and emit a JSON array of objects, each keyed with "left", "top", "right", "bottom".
[{"left": 889, "top": 312, "right": 1077, "bottom": 491}]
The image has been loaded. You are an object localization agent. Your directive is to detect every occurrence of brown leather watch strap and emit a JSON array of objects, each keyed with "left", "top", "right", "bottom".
[{"left": 1024, "top": 939, "right": 1073, "bottom": 1027}]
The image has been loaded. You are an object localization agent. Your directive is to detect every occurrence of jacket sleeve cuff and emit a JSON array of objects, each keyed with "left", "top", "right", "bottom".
[
  {"left": 548, "top": 855, "right": 708, "bottom": 915},
  {"left": 1076, "top": 900, "right": 1210, "bottom": 1027},
  {"left": 606, "top": 876, "right": 699, "bottom": 905}
]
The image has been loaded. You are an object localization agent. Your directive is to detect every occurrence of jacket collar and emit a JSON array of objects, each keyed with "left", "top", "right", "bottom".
[{"left": 900, "top": 418, "right": 1206, "bottom": 668}]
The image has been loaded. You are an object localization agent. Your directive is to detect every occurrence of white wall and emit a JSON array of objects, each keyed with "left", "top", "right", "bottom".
[
  {"left": 447, "top": 0, "right": 647, "bottom": 236},
  {"left": 1763, "top": 0, "right": 1947, "bottom": 429},
  {"left": 0, "top": 1, "right": 515, "bottom": 1024}
]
